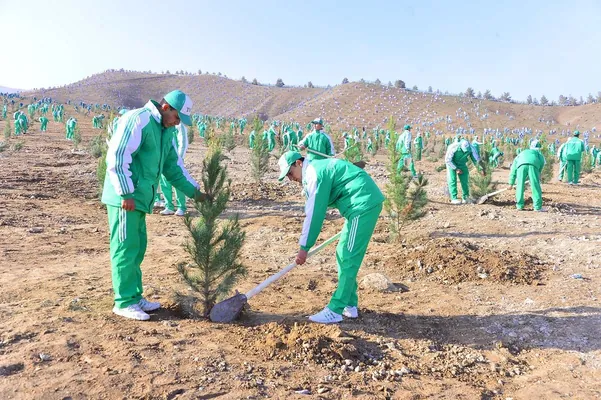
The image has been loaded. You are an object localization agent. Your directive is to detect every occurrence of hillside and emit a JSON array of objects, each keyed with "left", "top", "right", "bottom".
[{"left": 26, "top": 71, "right": 601, "bottom": 133}]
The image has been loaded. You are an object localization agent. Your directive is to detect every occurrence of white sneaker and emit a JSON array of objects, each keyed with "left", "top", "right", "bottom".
[
  {"left": 450, "top": 199, "right": 462, "bottom": 205},
  {"left": 154, "top": 201, "right": 165, "bottom": 208},
  {"left": 174, "top": 209, "right": 186, "bottom": 216},
  {"left": 138, "top": 298, "right": 161, "bottom": 312},
  {"left": 160, "top": 208, "right": 175, "bottom": 215},
  {"left": 112, "top": 303, "right": 150, "bottom": 321},
  {"left": 308, "top": 307, "right": 343, "bottom": 324},
  {"left": 343, "top": 306, "right": 358, "bottom": 319}
]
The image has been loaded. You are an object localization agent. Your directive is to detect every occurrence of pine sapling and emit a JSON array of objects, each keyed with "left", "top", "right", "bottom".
[
  {"left": 3, "top": 119, "right": 11, "bottom": 139},
  {"left": 470, "top": 154, "right": 495, "bottom": 198},
  {"left": 222, "top": 125, "right": 236, "bottom": 152},
  {"left": 178, "top": 149, "right": 246, "bottom": 318},
  {"left": 250, "top": 117, "right": 270, "bottom": 183}
]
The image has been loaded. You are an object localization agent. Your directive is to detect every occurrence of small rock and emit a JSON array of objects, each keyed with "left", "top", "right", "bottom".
[
  {"left": 359, "top": 273, "right": 396, "bottom": 292},
  {"left": 294, "top": 389, "right": 311, "bottom": 395},
  {"left": 39, "top": 353, "right": 52, "bottom": 362},
  {"left": 28, "top": 227, "right": 44, "bottom": 234},
  {"left": 317, "top": 387, "right": 330, "bottom": 394}
]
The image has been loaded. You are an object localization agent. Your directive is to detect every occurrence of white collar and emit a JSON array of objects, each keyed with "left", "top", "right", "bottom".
[{"left": 145, "top": 100, "right": 162, "bottom": 124}]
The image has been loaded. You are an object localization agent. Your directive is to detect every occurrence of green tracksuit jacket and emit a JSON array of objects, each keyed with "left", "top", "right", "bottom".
[
  {"left": 445, "top": 140, "right": 480, "bottom": 200},
  {"left": 563, "top": 137, "right": 585, "bottom": 183},
  {"left": 298, "top": 130, "right": 335, "bottom": 160},
  {"left": 508, "top": 149, "right": 545, "bottom": 210},
  {"left": 299, "top": 158, "right": 384, "bottom": 314}
]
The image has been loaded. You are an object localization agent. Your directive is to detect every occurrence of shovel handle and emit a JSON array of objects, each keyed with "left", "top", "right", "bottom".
[
  {"left": 306, "top": 148, "right": 335, "bottom": 158},
  {"left": 245, "top": 232, "right": 341, "bottom": 299}
]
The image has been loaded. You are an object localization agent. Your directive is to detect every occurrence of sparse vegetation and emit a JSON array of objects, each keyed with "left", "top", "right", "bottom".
[{"left": 250, "top": 117, "right": 269, "bottom": 182}]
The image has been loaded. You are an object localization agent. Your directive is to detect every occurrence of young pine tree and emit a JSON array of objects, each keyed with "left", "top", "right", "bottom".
[
  {"left": 469, "top": 152, "right": 494, "bottom": 198},
  {"left": 222, "top": 124, "right": 236, "bottom": 152},
  {"left": 384, "top": 172, "right": 429, "bottom": 242},
  {"left": 250, "top": 117, "right": 270, "bottom": 182},
  {"left": 540, "top": 138, "right": 555, "bottom": 184},
  {"left": 343, "top": 137, "right": 364, "bottom": 163},
  {"left": 3, "top": 119, "right": 11, "bottom": 139},
  {"left": 72, "top": 125, "right": 82, "bottom": 150},
  {"left": 178, "top": 149, "right": 246, "bottom": 318}
]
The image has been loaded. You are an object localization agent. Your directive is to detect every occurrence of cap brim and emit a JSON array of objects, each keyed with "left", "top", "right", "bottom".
[
  {"left": 179, "top": 112, "right": 192, "bottom": 126},
  {"left": 278, "top": 166, "right": 290, "bottom": 181}
]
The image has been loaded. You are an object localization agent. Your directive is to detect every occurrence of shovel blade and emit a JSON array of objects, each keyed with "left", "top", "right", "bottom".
[
  {"left": 209, "top": 293, "right": 248, "bottom": 323},
  {"left": 476, "top": 195, "right": 488, "bottom": 205}
]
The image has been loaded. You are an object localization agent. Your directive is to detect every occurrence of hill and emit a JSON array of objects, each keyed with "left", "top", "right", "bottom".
[
  {"left": 0, "top": 85, "right": 23, "bottom": 94},
  {"left": 25, "top": 71, "right": 601, "bottom": 133}
]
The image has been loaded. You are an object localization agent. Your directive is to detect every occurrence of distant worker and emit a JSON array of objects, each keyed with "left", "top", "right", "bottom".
[
  {"left": 508, "top": 140, "right": 545, "bottom": 211},
  {"left": 298, "top": 118, "right": 335, "bottom": 161},
  {"left": 395, "top": 125, "right": 417, "bottom": 177},
  {"left": 445, "top": 139, "right": 483, "bottom": 204},
  {"left": 564, "top": 130, "right": 586, "bottom": 185}
]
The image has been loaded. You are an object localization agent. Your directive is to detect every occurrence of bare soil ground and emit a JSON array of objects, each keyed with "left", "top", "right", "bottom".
[{"left": 1, "top": 115, "right": 601, "bottom": 399}]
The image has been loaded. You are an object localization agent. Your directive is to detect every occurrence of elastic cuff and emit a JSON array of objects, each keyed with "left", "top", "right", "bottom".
[
  {"left": 121, "top": 193, "right": 134, "bottom": 200},
  {"left": 300, "top": 245, "right": 311, "bottom": 252}
]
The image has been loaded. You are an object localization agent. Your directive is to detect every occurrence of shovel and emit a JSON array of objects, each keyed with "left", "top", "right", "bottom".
[
  {"left": 209, "top": 232, "right": 341, "bottom": 323},
  {"left": 305, "top": 148, "right": 366, "bottom": 169},
  {"left": 477, "top": 187, "right": 509, "bottom": 204}
]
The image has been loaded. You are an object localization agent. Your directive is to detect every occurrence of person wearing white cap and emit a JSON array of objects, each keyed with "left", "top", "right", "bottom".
[
  {"left": 101, "top": 90, "right": 208, "bottom": 321},
  {"left": 507, "top": 140, "right": 545, "bottom": 211},
  {"left": 298, "top": 118, "right": 335, "bottom": 161},
  {"left": 445, "top": 139, "right": 483, "bottom": 204}
]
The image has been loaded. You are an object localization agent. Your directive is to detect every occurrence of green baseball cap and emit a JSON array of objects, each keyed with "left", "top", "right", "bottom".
[
  {"left": 573, "top": 130, "right": 580, "bottom": 136},
  {"left": 163, "top": 90, "right": 193, "bottom": 126},
  {"left": 278, "top": 151, "right": 302, "bottom": 181},
  {"left": 404, "top": 124, "right": 411, "bottom": 130},
  {"left": 311, "top": 118, "right": 324, "bottom": 125}
]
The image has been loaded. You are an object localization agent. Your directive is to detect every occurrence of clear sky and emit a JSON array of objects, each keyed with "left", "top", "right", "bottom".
[{"left": 1, "top": 0, "right": 600, "bottom": 101}]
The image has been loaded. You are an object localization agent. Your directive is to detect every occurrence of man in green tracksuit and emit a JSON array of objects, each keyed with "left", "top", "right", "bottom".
[
  {"left": 508, "top": 140, "right": 545, "bottom": 211},
  {"left": 39, "top": 116, "right": 49, "bottom": 132},
  {"left": 489, "top": 143, "right": 504, "bottom": 168},
  {"left": 278, "top": 151, "right": 384, "bottom": 324},
  {"left": 395, "top": 125, "right": 417, "bottom": 177},
  {"left": 298, "top": 118, "right": 335, "bottom": 161},
  {"left": 445, "top": 139, "right": 483, "bottom": 204},
  {"left": 557, "top": 140, "right": 568, "bottom": 181},
  {"left": 589, "top": 145, "right": 599, "bottom": 168},
  {"left": 564, "top": 131, "right": 585, "bottom": 184},
  {"left": 413, "top": 131, "right": 423, "bottom": 161},
  {"left": 159, "top": 123, "right": 189, "bottom": 216},
  {"left": 248, "top": 129, "right": 256, "bottom": 149},
  {"left": 66, "top": 117, "right": 77, "bottom": 140},
  {"left": 102, "top": 90, "right": 207, "bottom": 321},
  {"left": 2, "top": 104, "right": 6, "bottom": 119}
]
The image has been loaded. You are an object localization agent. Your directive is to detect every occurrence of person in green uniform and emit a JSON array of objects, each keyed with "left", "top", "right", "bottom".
[
  {"left": 589, "top": 145, "right": 599, "bottom": 169},
  {"left": 413, "top": 131, "right": 423, "bottom": 161},
  {"left": 39, "top": 116, "right": 49, "bottom": 132},
  {"left": 563, "top": 131, "right": 585, "bottom": 184},
  {"left": 395, "top": 125, "right": 417, "bottom": 177},
  {"left": 2, "top": 104, "right": 6, "bottom": 119},
  {"left": 508, "top": 140, "right": 545, "bottom": 211},
  {"left": 489, "top": 142, "right": 504, "bottom": 168},
  {"left": 445, "top": 139, "right": 483, "bottom": 204},
  {"left": 248, "top": 129, "right": 256, "bottom": 149},
  {"left": 278, "top": 151, "right": 384, "bottom": 324},
  {"left": 557, "top": 140, "right": 568, "bottom": 181},
  {"left": 471, "top": 136, "right": 482, "bottom": 158},
  {"left": 159, "top": 123, "right": 190, "bottom": 216},
  {"left": 102, "top": 90, "right": 208, "bottom": 321},
  {"left": 298, "top": 118, "right": 335, "bottom": 161}
]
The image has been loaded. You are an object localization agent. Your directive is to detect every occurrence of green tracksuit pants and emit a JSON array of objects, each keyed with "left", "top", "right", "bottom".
[
  {"left": 566, "top": 160, "right": 581, "bottom": 184},
  {"left": 107, "top": 206, "right": 147, "bottom": 309},
  {"left": 40, "top": 121, "right": 48, "bottom": 131},
  {"left": 515, "top": 165, "right": 542, "bottom": 210},
  {"left": 328, "top": 204, "right": 382, "bottom": 314},
  {"left": 558, "top": 160, "right": 566, "bottom": 181},
  {"left": 397, "top": 153, "right": 417, "bottom": 176},
  {"left": 447, "top": 166, "right": 470, "bottom": 200},
  {"left": 414, "top": 148, "right": 422, "bottom": 161},
  {"left": 160, "top": 175, "right": 186, "bottom": 211}
]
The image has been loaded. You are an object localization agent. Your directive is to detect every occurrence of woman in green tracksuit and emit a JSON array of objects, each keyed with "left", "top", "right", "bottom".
[
  {"left": 102, "top": 90, "right": 207, "bottom": 321},
  {"left": 278, "top": 151, "right": 384, "bottom": 324},
  {"left": 508, "top": 140, "right": 545, "bottom": 211}
]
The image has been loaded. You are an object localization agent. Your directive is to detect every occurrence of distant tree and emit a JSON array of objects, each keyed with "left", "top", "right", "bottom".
[
  {"left": 476, "top": 91, "right": 482, "bottom": 99},
  {"left": 342, "top": 77, "right": 349, "bottom": 84},
  {"left": 558, "top": 95, "right": 567, "bottom": 105},
  {"left": 483, "top": 89, "right": 493, "bottom": 100},
  {"left": 465, "top": 87, "right": 475, "bottom": 98},
  {"left": 394, "top": 80, "right": 405, "bottom": 89},
  {"left": 375, "top": 78, "right": 381, "bottom": 85},
  {"left": 587, "top": 93, "right": 595, "bottom": 103},
  {"left": 550, "top": 101, "right": 557, "bottom": 106},
  {"left": 218, "top": 72, "right": 222, "bottom": 76},
  {"left": 568, "top": 96, "right": 577, "bottom": 106},
  {"left": 275, "top": 78, "right": 284, "bottom": 87},
  {"left": 360, "top": 78, "right": 366, "bottom": 83},
  {"left": 579, "top": 96, "right": 584, "bottom": 105},
  {"left": 597, "top": 91, "right": 601, "bottom": 103},
  {"left": 412, "top": 85, "right": 418, "bottom": 91},
  {"left": 388, "top": 81, "right": 393, "bottom": 87},
  {"left": 540, "top": 95, "right": 549, "bottom": 105},
  {"left": 500, "top": 92, "right": 512, "bottom": 102},
  {"left": 427, "top": 86, "right": 433, "bottom": 93},
  {"left": 166, "top": 70, "right": 170, "bottom": 74},
  {"left": 307, "top": 81, "right": 314, "bottom": 88},
  {"left": 241, "top": 76, "right": 248, "bottom": 83},
  {"left": 198, "top": 69, "right": 202, "bottom": 74},
  {"left": 161, "top": 70, "right": 165, "bottom": 74},
  {"left": 252, "top": 78, "right": 259, "bottom": 85},
  {"left": 533, "top": 98, "right": 539, "bottom": 105},
  {"left": 526, "top": 95, "right": 533, "bottom": 104}
]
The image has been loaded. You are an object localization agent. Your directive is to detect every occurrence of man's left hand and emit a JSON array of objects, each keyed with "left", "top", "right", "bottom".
[{"left": 295, "top": 249, "right": 308, "bottom": 265}]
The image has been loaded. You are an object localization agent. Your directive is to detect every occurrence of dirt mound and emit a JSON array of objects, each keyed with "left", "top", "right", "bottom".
[
  {"left": 387, "top": 238, "right": 546, "bottom": 285},
  {"left": 240, "top": 322, "right": 378, "bottom": 365}
]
